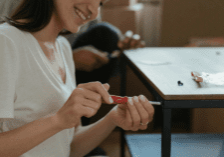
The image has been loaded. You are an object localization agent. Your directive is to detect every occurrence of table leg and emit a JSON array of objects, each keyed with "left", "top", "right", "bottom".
[
  {"left": 120, "top": 53, "right": 127, "bottom": 157},
  {"left": 120, "top": 129, "right": 125, "bottom": 157},
  {"left": 162, "top": 108, "right": 172, "bottom": 157}
]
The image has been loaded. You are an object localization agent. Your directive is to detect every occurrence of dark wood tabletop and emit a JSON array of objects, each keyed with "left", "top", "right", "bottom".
[{"left": 124, "top": 47, "right": 224, "bottom": 100}]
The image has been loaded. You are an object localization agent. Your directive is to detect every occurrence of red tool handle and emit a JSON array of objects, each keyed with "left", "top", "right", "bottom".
[{"left": 111, "top": 95, "right": 128, "bottom": 104}]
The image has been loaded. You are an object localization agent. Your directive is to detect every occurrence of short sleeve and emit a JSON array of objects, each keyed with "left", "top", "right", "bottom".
[{"left": 0, "top": 33, "right": 18, "bottom": 120}]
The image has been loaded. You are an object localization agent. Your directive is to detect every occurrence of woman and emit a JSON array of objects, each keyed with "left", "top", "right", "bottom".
[{"left": 0, "top": 0, "right": 154, "bottom": 157}]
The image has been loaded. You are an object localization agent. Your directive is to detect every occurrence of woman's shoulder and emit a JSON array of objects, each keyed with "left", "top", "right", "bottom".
[
  {"left": 57, "top": 35, "right": 72, "bottom": 53},
  {"left": 57, "top": 35, "right": 73, "bottom": 61},
  {"left": 0, "top": 22, "right": 25, "bottom": 40}
]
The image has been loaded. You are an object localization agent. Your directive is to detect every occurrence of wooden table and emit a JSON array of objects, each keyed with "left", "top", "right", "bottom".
[{"left": 119, "top": 47, "right": 224, "bottom": 157}]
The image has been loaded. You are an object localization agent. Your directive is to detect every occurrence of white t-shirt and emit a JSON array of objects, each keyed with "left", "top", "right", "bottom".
[{"left": 0, "top": 22, "right": 76, "bottom": 157}]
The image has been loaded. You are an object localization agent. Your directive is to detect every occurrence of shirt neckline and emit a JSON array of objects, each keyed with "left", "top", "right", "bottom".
[{"left": 28, "top": 33, "right": 68, "bottom": 86}]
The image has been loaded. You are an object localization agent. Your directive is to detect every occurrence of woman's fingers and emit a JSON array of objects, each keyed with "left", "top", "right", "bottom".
[
  {"left": 140, "top": 95, "right": 154, "bottom": 122},
  {"left": 71, "top": 89, "right": 101, "bottom": 118},
  {"left": 133, "top": 96, "right": 149, "bottom": 130},
  {"left": 127, "top": 97, "right": 141, "bottom": 131},
  {"left": 78, "top": 82, "right": 113, "bottom": 104},
  {"left": 82, "top": 98, "right": 101, "bottom": 111},
  {"left": 124, "top": 95, "right": 154, "bottom": 131},
  {"left": 124, "top": 108, "right": 133, "bottom": 130},
  {"left": 75, "top": 84, "right": 111, "bottom": 106},
  {"left": 57, "top": 82, "right": 112, "bottom": 129},
  {"left": 103, "top": 83, "right": 110, "bottom": 91},
  {"left": 75, "top": 88, "right": 102, "bottom": 104}
]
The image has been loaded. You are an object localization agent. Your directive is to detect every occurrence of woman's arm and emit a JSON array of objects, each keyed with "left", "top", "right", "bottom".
[
  {"left": 0, "top": 115, "right": 63, "bottom": 157},
  {"left": 0, "top": 82, "right": 113, "bottom": 157},
  {"left": 70, "top": 114, "right": 116, "bottom": 157},
  {"left": 70, "top": 95, "right": 155, "bottom": 157}
]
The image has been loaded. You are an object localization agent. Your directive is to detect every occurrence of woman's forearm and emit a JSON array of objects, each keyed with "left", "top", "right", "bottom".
[
  {"left": 70, "top": 114, "right": 116, "bottom": 157},
  {"left": 0, "top": 115, "right": 63, "bottom": 157}
]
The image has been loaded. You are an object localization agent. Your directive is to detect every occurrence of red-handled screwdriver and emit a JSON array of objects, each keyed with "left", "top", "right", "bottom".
[{"left": 110, "top": 95, "right": 161, "bottom": 105}]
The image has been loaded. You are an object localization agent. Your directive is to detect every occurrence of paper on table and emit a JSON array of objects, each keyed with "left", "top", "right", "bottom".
[{"left": 192, "top": 71, "right": 224, "bottom": 85}]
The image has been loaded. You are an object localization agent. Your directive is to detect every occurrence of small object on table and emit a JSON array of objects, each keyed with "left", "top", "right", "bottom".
[
  {"left": 177, "top": 81, "right": 183, "bottom": 86},
  {"left": 191, "top": 71, "right": 202, "bottom": 82}
]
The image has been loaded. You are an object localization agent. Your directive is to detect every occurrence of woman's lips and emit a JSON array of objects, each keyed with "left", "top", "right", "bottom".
[{"left": 74, "top": 7, "right": 88, "bottom": 20}]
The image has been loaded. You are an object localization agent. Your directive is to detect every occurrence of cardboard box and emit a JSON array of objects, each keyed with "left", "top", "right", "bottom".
[
  {"left": 104, "top": 0, "right": 138, "bottom": 6},
  {"left": 185, "top": 37, "right": 224, "bottom": 47},
  {"left": 101, "top": 3, "right": 143, "bottom": 34}
]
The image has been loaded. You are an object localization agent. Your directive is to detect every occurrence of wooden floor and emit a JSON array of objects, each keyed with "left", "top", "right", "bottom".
[{"left": 99, "top": 129, "right": 131, "bottom": 157}]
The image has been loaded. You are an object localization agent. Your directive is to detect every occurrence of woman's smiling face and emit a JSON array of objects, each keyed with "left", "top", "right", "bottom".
[{"left": 53, "top": 0, "right": 108, "bottom": 33}]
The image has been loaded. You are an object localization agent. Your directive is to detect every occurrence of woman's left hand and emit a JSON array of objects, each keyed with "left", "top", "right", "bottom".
[{"left": 107, "top": 95, "right": 154, "bottom": 131}]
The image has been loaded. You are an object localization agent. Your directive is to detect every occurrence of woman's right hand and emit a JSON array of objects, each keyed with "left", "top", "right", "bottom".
[{"left": 54, "top": 82, "right": 113, "bottom": 129}]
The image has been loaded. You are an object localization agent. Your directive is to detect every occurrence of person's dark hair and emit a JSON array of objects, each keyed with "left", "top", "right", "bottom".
[
  {"left": 0, "top": 0, "right": 71, "bottom": 35},
  {"left": 72, "top": 22, "right": 120, "bottom": 53}
]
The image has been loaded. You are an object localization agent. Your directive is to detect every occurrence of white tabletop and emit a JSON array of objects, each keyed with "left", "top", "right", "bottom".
[{"left": 124, "top": 47, "right": 224, "bottom": 100}]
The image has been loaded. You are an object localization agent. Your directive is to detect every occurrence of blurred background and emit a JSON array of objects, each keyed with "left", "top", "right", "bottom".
[
  {"left": 90, "top": 0, "right": 224, "bottom": 156},
  {"left": 1, "top": 0, "right": 224, "bottom": 156}
]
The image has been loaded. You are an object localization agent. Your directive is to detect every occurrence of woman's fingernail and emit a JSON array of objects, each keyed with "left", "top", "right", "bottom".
[
  {"left": 128, "top": 97, "right": 133, "bottom": 105},
  {"left": 134, "top": 96, "right": 139, "bottom": 102},
  {"left": 109, "top": 97, "right": 114, "bottom": 104},
  {"left": 140, "top": 95, "right": 146, "bottom": 102}
]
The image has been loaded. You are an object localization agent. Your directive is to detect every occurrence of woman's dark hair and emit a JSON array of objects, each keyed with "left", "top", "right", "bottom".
[{"left": 0, "top": 0, "right": 71, "bottom": 35}]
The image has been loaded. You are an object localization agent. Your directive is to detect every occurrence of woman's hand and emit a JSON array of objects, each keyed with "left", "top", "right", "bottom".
[
  {"left": 54, "top": 82, "right": 113, "bottom": 130},
  {"left": 107, "top": 95, "right": 154, "bottom": 131}
]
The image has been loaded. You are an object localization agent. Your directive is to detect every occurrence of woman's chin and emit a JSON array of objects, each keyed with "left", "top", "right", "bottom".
[{"left": 69, "top": 25, "right": 82, "bottom": 33}]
